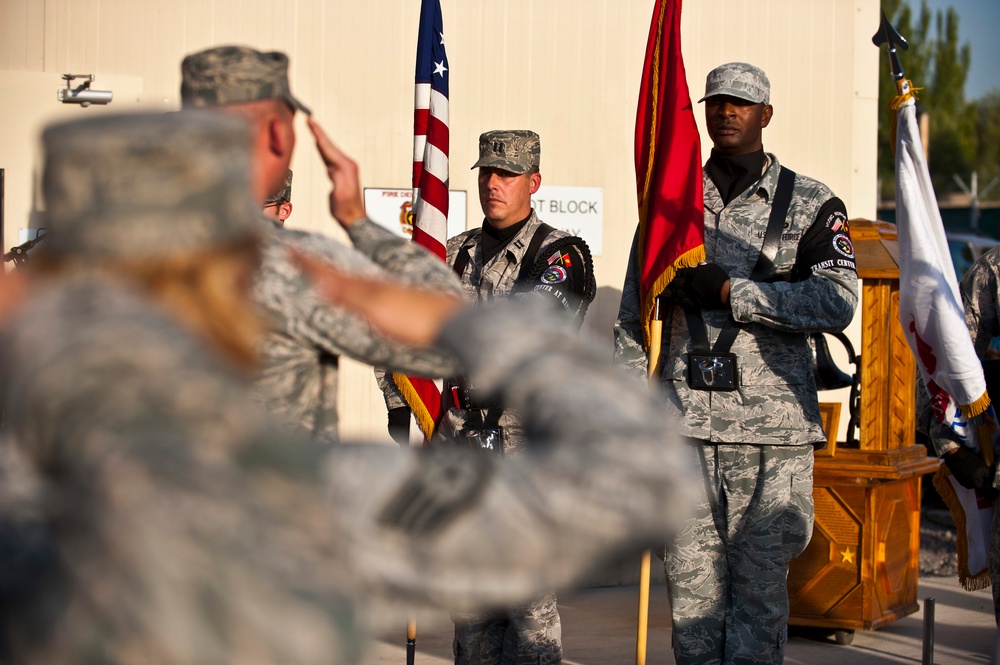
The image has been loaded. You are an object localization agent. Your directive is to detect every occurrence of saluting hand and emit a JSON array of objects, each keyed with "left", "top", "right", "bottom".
[{"left": 308, "top": 117, "right": 366, "bottom": 227}]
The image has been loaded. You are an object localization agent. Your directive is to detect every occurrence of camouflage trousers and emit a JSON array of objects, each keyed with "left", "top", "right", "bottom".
[
  {"left": 452, "top": 592, "right": 562, "bottom": 665},
  {"left": 664, "top": 442, "right": 814, "bottom": 665}
]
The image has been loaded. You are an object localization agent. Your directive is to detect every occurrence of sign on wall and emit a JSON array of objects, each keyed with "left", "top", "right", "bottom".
[
  {"left": 364, "top": 188, "right": 468, "bottom": 240},
  {"left": 531, "top": 185, "right": 604, "bottom": 255},
  {"left": 364, "top": 186, "right": 604, "bottom": 256}
]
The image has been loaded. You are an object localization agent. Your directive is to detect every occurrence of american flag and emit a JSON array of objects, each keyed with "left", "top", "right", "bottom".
[
  {"left": 411, "top": 0, "right": 449, "bottom": 259},
  {"left": 393, "top": 0, "right": 450, "bottom": 440}
]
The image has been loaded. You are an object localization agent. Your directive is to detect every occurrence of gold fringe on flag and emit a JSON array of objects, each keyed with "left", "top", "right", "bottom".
[
  {"left": 932, "top": 465, "right": 993, "bottom": 591},
  {"left": 641, "top": 244, "right": 705, "bottom": 351},
  {"left": 888, "top": 78, "right": 923, "bottom": 157},
  {"left": 392, "top": 371, "right": 438, "bottom": 441}
]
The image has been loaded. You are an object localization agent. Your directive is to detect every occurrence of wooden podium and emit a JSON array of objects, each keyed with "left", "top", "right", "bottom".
[{"left": 787, "top": 219, "right": 940, "bottom": 639}]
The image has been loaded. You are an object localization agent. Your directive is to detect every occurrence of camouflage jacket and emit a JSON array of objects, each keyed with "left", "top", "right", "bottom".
[
  {"left": 0, "top": 277, "right": 365, "bottom": 665},
  {"left": 432, "top": 211, "right": 594, "bottom": 451},
  {"left": 252, "top": 218, "right": 462, "bottom": 442},
  {"left": 0, "top": 279, "right": 696, "bottom": 663},
  {"left": 614, "top": 154, "right": 858, "bottom": 446}
]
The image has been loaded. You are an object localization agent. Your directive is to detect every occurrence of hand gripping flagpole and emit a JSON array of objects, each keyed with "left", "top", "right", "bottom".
[{"left": 635, "top": 298, "right": 663, "bottom": 665}]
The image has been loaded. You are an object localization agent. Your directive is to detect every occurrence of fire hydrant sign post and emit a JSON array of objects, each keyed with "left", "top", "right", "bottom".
[{"left": 364, "top": 185, "right": 603, "bottom": 256}]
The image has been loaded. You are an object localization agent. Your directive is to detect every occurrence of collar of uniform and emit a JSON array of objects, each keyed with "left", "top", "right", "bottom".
[
  {"left": 703, "top": 152, "right": 778, "bottom": 212},
  {"left": 495, "top": 209, "right": 543, "bottom": 264},
  {"left": 754, "top": 153, "right": 781, "bottom": 202}
]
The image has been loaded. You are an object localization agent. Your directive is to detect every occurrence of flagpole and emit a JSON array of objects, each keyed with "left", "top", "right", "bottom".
[
  {"left": 636, "top": 298, "right": 663, "bottom": 665},
  {"left": 406, "top": 618, "right": 417, "bottom": 665}
]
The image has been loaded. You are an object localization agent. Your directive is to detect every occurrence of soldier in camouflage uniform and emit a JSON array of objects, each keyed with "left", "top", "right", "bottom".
[
  {"left": 0, "top": 110, "right": 366, "bottom": 665},
  {"left": 0, "top": 111, "right": 697, "bottom": 665},
  {"left": 614, "top": 62, "right": 858, "bottom": 665},
  {"left": 263, "top": 169, "right": 294, "bottom": 225},
  {"left": 921, "top": 243, "right": 1000, "bottom": 622},
  {"left": 181, "top": 45, "right": 462, "bottom": 442},
  {"left": 440, "top": 130, "right": 594, "bottom": 665}
]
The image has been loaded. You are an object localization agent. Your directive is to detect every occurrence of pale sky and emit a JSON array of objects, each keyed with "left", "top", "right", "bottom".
[{"left": 920, "top": 0, "right": 1000, "bottom": 100}]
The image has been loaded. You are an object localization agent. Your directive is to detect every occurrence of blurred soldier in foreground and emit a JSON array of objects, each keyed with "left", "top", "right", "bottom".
[
  {"left": 263, "top": 169, "right": 294, "bottom": 225},
  {"left": 181, "top": 45, "right": 462, "bottom": 442},
  {"left": 615, "top": 62, "right": 858, "bottom": 664},
  {"left": 0, "top": 111, "right": 696, "bottom": 664}
]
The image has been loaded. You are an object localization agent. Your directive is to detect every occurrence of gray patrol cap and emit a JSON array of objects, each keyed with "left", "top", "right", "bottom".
[
  {"left": 180, "top": 45, "right": 312, "bottom": 115},
  {"left": 266, "top": 169, "right": 293, "bottom": 204},
  {"left": 41, "top": 111, "right": 262, "bottom": 260},
  {"left": 471, "top": 130, "right": 541, "bottom": 174},
  {"left": 698, "top": 62, "right": 770, "bottom": 105}
]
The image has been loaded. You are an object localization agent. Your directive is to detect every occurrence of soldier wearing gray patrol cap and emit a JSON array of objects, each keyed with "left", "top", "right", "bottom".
[
  {"left": 263, "top": 169, "right": 294, "bottom": 226},
  {"left": 470, "top": 129, "right": 541, "bottom": 174},
  {"left": 698, "top": 61, "right": 770, "bottom": 105},
  {"left": 616, "top": 59, "right": 857, "bottom": 664},
  {"left": 179, "top": 44, "right": 463, "bottom": 442},
  {"left": 432, "top": 125, "right": 594, "bottom": 665}
]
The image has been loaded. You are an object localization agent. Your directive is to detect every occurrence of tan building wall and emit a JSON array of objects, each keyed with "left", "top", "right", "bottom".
[{"left": 0, "top": 0, "right": 879, "bottom": 440}]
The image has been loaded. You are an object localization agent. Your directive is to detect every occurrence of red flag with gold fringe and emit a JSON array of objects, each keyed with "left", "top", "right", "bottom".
[{"left": 634, "top": 0, "right": 704, "bottom": 349}]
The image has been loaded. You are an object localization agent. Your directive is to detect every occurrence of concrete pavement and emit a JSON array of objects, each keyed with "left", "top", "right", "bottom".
[{"left": 366, "top": 576, "right": 997, "bottom": 664}]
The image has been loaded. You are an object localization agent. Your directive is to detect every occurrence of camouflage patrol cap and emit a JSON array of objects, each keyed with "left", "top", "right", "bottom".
[
  {"left": 40, "top": 111, "right": 262, "bottom": 260},
  {"left": 471, "top": 130, "right": 541, "bottom": 174},
  {"left": 180, "top": 45, "right": 312, "bottom": 115},
  {"left": 266, "top": 169, "right": 293, "bottom": 204},
  {"left": 698, "top": 62, "right": 770, "bottom": 105}
]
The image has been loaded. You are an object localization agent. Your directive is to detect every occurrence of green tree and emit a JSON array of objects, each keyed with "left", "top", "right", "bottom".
[
  {"left": 877, "top": 1, "right": 974, "bottom": 201},
  {"left": 974, "top": 91, "right": 1000, "bottom": 200}
]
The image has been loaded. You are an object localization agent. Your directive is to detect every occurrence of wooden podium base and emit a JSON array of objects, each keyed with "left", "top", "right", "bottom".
[
  {"left": 786, "top": 219, "right": 940, "bottom": 633},
  {"left": 788, "top": 446, "right": 939, "bottom": 631}
]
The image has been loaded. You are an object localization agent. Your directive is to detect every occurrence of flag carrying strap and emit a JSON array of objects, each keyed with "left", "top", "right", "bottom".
[
  {"left": 684, "top": 167, "right": 796, "bottom": 353},
  {"left": 451, "top": 222, "right": 555, "bottom": 280}
]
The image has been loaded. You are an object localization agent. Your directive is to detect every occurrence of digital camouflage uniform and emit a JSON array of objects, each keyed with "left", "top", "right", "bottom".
[
  {"left": 253, "top": 219, "right": 462, "bottom": 441},
  {"left": 615, "top": 142, "right": 858, "bottom": 662},
  {"left": 0, "top": 110, "right": 698, "bottom": 664},
  {"left": 922, "top": 243, "right": 1000, "bottom": 621},
  {"left": 181, "top": 45, "right": 462, "bottom": 443},
  {"left": 0, "top": 111, "right": 365, "bottom": 665},
  {"left": 439, "top": 131, "right": 594, "bottom": 665}
]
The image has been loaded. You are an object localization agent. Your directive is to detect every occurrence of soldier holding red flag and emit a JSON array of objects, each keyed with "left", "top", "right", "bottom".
[{"left": 615, "top": 62, "right": 858, "bottom": 664}]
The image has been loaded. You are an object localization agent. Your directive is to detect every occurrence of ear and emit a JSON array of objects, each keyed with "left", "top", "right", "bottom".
[
  {"left": 268, "top": 116, "right": 294, "bottom": 159},
  {"left": 279, "top": 201, "right": 293, "bottom": 221},
  {"left": 528, "top": 172, "right": 542, "bottom": 195},
  {"left": 760, "top": 104, "right": 773, "bottom": 128}
]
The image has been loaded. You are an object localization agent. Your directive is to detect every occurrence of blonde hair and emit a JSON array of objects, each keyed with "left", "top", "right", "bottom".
[{"left": 31, "top": 239, "right": 264, "bottom": 372}]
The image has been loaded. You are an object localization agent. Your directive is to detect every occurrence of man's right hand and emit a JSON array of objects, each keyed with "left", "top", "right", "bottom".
[
  {"left": 308, "top": 117, "right": 366, "bottom": 227},
  {"left": 663, "top": 263, "right": 731, "bottom": 310}
]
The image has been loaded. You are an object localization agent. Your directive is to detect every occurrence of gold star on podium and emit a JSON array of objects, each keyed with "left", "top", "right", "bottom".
[{"left": 841, "top": 547, "right": 855, "bottom": 564}]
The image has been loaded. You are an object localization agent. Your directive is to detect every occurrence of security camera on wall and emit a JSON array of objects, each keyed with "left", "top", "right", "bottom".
[{"left": 57, "top": 74, "right": 112, "bottom": 107}]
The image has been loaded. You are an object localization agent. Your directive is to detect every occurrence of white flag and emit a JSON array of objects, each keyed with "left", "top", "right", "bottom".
[{"left": 895, "top": 92, "right": 990, "bottom": 429}]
